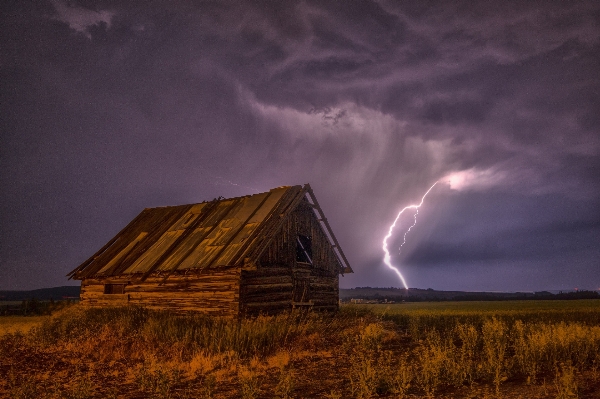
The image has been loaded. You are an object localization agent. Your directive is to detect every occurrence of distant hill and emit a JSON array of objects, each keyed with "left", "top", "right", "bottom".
[
  {"left": 340, "top": 287, "right": 600, "bottom": 302},
  {"left": 0, "top": 286, "right": 80, "bottom": 301},
  {"left": 1, "top": 285, "right": 597, "bottom": 302}
]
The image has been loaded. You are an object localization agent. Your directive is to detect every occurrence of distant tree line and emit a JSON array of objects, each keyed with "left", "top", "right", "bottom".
[
  {"left": 1, "top": 298, "right": 77, "bottom": 316},
  {"left": 343, "top": 290, "right": 600, "bottom": 303}
]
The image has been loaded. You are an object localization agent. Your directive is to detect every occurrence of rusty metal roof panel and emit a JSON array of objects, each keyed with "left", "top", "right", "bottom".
[
  {"left": 72, "top": 205, "right": 191, "bottom": 279},
  {"left": 155, "top": 226, "right": 212, "bottom": 272},
  {"left": 122, "top": 229, "right": 185, "bottom": 274},
  {"left": 69, "top": 186, "right": 300, "bottom": 279},
  {"left": 170, "top": 188, "right": 287, "bottom": 270}
]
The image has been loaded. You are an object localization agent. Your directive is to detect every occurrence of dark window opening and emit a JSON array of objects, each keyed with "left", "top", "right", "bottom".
[
  {"left": 104, "top": 284, "right": 125, "bottom": 294},
  {"left": 296, "top": 235, "right": 313, "bottom": 264}
]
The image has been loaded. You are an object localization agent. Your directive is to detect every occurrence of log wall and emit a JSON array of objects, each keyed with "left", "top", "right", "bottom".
[
  {"left": 79, "top": 267, "right": 241, "bottom": 316},
  {"left": 239, "top": 267, "right": 339, "bottom": 315},
  {"left": 240, "top": 267, "right": 293, "bottom": 315},
  {"left": 242, "top": 202, "right": 341, "bottom": 315}
]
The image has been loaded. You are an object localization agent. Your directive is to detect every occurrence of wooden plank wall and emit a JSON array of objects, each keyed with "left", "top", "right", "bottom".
[
  {"left": 295, "top": 201, "right": 340, "bottom": 310},
  {"left": 309, "top": 270, "right": 339, "bottom": 310},
  {"left": 242, "top": 200, "right": 341, "bottom": 314},
  {"left": 79, "top": 267, "right": 241, "bottom": 316},
  {"left": 259, "top": 200, "right": 342, "bottom": 274},
  {"left": 240, "top": 267, "right": 339, "bottom": 314}
]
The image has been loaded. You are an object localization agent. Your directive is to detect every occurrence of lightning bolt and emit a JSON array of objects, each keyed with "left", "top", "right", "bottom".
[
  {"left": 382, "top": 182, "right": 438, "bottom": 289},
  {"left": 399, "top": 208, "right": 420, "bottom": 253}
]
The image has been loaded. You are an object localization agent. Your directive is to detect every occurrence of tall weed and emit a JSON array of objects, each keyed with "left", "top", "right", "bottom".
[
  {"left": 416, "top": 330, "right": 450, "bottom": 397},
  {"left": 482, "top": 318, "right": 508, "bottom": 394},
  {"left": 390, "top": 357, "right": 412, "bottom": 398},
  {"left": 454, "top": 322, "right": 480, "bottom": 385},
  {"left": 349, "top": 349, "right": 377, "bottom": 398},
  {"left": 554, "top": 361, "right": 578, "bottom": 399},
  {"left": 348, "top": 321, "right": 394, "bottom": 398}
]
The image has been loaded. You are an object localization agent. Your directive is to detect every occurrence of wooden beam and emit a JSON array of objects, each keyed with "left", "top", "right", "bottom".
[
  {"left": 291, "top": 301, "right": 314, "bottom": 307},
  {"left": 304, "top": 183, "right": 354, "bottom": 275}
]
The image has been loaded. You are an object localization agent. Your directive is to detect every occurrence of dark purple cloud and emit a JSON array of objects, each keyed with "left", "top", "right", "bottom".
[{"left": 1, "top": 0, "right": 599, "bottom": 291}]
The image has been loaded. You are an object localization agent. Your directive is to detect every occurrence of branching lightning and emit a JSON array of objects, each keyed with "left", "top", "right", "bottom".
[
  {"left": 382, "top": 182, "right": 438, "bottom": 289},
  {"left": 399, "top": 208, "right": 420, "bottom": 253}
]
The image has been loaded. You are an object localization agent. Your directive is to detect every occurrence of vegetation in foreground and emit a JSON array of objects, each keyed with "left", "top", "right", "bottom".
[
  {"left": 1, "top": 300, "right": 599, "bottom": 398},
  {"left": 1, "top": 298, "right": 78, "bottom": 316},
  {"left": 0, "top": 315, "right": 49, "bottom": 336}
]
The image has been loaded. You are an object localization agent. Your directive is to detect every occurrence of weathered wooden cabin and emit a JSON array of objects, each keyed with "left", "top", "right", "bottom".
[{"left": 68, "top": 184, "right": 352, "bottom": 316}]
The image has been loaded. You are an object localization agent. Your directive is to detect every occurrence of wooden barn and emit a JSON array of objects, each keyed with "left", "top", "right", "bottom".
[{"left": 68, "top": 184, "right": 352, "bottom": 316}]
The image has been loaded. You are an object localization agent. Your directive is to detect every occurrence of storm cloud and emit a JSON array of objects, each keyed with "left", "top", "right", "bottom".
[{"left": 1, "top": 0, "right": 599, "bottom": 291}]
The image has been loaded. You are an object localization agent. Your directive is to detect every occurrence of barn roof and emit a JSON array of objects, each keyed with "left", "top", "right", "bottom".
[{"left": 68, "top": 184, "right": 352, "bottom": 281}]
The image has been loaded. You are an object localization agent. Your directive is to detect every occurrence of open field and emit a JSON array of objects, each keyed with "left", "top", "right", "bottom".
[
  {"left": 1, "top": 300, "right": 599, "bottom": 398},
  {"left": 361, "top": 300, "right": 600, "bottom": 336},
  {"left": 364, "top": 299, "right": 600, "bottom": 314},
  {"left": 0, "top": 315, "right": 48, "bottom": 335},
  {"left": 1, "top": 299, "right": 79, "bottom": 317}
]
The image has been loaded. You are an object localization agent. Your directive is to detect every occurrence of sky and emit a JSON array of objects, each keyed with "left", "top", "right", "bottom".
[{"left": 1, "top": 0, "right": 599, "bottom": 292}]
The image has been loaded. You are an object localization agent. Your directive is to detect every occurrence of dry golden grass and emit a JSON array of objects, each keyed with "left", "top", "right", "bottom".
[
  {"left": 0, "top": 315, "right": 48, "bottom": 335},
  {"left": 0, "top": 301, "right": 599, "bottom": 398}
]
